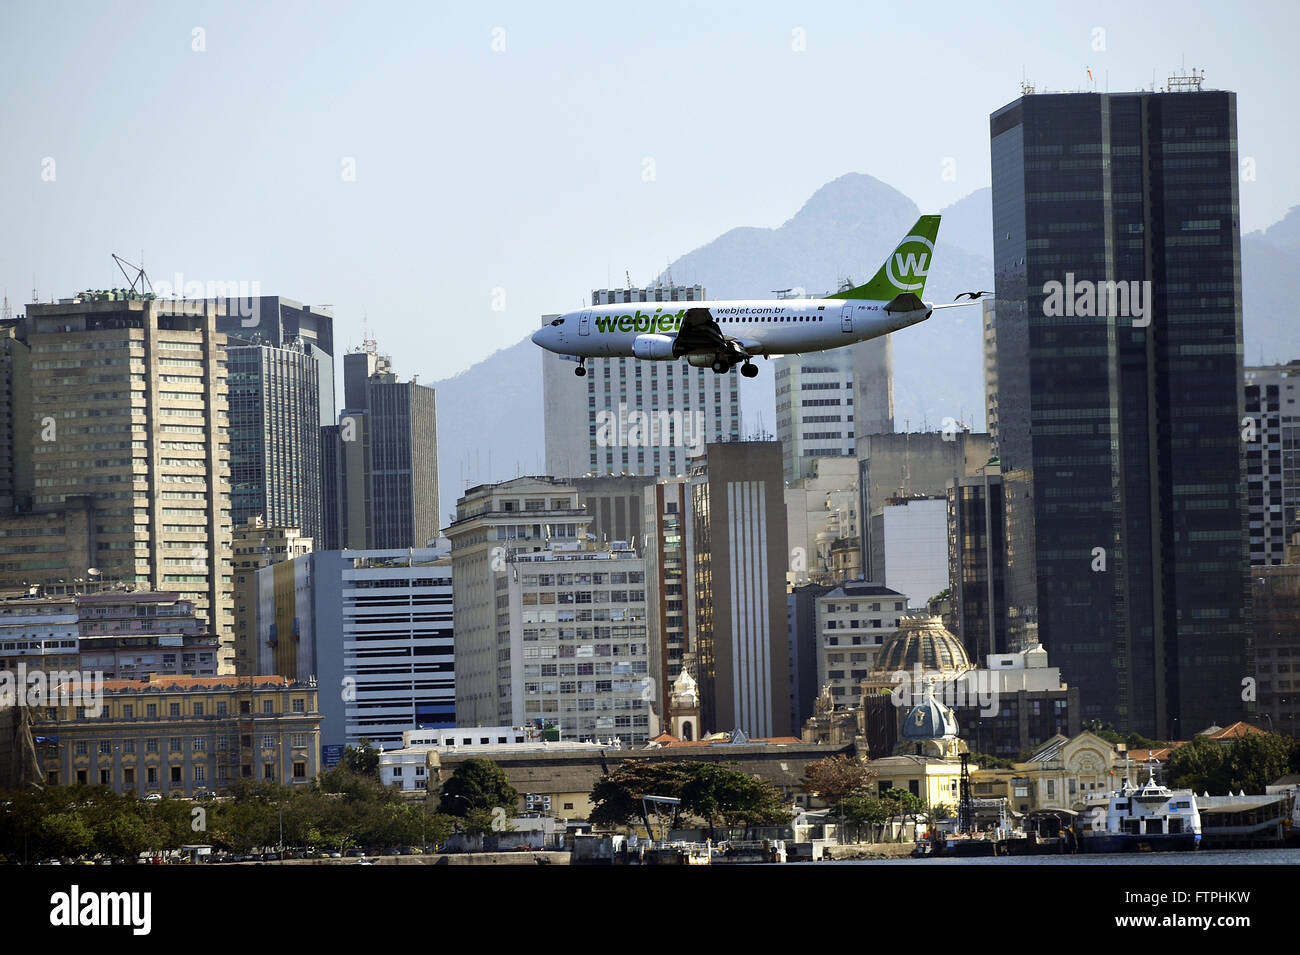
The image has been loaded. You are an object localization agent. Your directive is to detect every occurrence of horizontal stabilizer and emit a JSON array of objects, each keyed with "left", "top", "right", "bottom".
[{"left": 884, "top": 292, "right": 925, "bottom": 313}]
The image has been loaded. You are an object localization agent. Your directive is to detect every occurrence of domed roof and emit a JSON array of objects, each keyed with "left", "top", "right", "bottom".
[
  {"left": 901, "top": 692, "right": 960, "bottom": 741},
  {"left": 873, "top": 615, "right": 972, "bottom": 674}
]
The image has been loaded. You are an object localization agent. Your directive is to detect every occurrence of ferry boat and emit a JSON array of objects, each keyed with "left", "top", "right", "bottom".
[{"left": 1078, "top": 761, "right": 1200, "bottom": 853}]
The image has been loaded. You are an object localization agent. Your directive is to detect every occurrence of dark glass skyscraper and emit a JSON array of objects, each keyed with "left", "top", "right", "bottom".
[
  {"left": 216, "top": 297, "right": 335, "bottom": 544},
  {"left": 323, "top": 345, "right": 439, "bottom": 550},
  {"left": 990, "top": 86, "right": 1248, "bottom": 737}
]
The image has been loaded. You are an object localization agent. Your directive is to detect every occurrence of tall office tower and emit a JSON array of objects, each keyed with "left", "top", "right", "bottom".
[
  {"left": 225, "top": 340, "right": 323, "bottom": 541},
  {"left": 991, "top": 83, "right": 1248, "bottom": 735},
  {"left": 232, "top": 518, "right": 312, "bottom": 676},
  {"left": 507, "top": 540, "right": 654, "bottom": 744},
  {"left": 856, "top": 431, "right": 992, "bottom": 579},
  {"left": 213, "top": 296, "right": 336, "bottom": 425},
  {"left": 948, "top": 462, "right": 1008, "bottom": 661},
  {"left": 256, "top": 548, "right": 454, "bottom": 751},
  {"left": 324, "top": 341, "right": 439, "bottom": 550},
  {"left": 784, "top": 457, "right": 859, "bottom": 587},
  {"left": 1244, "top": 362, "right": 1299, "bottom": 565},
  {"left": 444, "top": 477, "right": 590, "bottom": 726},
  {"left": 690, "top": 441, "right": 791, "bottom": 737},
  {"left": 776, "top": 349, "right": 856, "bottom": 482},
  {"left": 542, "top": 285, "right": 743, "bottom": 480},
  {"left": 643, "top": 477, "right": 698, "bottom": 719},
  {"left": 0, "top": 295, "right": 234, "bottom": 669},
  {"left": 982, "top": 299, "right": 999, "bottom": 455}
]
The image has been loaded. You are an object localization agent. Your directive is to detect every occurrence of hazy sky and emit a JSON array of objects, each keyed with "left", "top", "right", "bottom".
[{"left": 2, "top": 1, "right": 1295, "bottom": 386}]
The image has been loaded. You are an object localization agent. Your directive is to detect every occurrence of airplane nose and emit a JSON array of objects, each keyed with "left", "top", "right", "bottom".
[{"left": 531, "top": 327, "right": 548, "bottom": 346}]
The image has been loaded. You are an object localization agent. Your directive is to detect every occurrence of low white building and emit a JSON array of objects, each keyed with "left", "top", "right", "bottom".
[{"left": 378, "top": 728, "right": 615, "bottom": 792}]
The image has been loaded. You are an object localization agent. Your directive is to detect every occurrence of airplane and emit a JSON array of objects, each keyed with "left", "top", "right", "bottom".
[{"left": 531, "top": 215, "right": 978, "bottom": 378}]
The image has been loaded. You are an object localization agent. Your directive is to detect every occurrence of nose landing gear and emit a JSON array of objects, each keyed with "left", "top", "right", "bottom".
[
  {"left": 741, "top": 362, "right": 758, "bottom": 378},
  {"left": 575, "top": 362, "right": 587, "bottom": 377}
]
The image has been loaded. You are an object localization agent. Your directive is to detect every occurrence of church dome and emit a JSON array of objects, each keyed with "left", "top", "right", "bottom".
[
  {"left": 901, "top": 693, "right": 960, "bottom": 741},
  {"left": 873, "top": 615, "right": 972, "bottom": 675}
]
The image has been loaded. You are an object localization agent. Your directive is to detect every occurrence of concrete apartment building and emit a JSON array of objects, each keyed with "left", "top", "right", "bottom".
[
  {"left": 445, "top": 477, "right": 589, "bottom": 727},
  {"left": 0, "top": 294, "right": 234, "bottom": 669},
  {"left": 814, "top": 580, "right": 907, "bottom": 704},
  {"left": 36, "top": 673, "right": 320, "bottom": 795},
  {"left": 255, "top": 548, "right": 455, "bottom": 751},
  {"left": 0, "top": 589, "right": 219, "bottom": 680},
  {"left": 508, "top": 540, "right": 654, "bottom": 745}
]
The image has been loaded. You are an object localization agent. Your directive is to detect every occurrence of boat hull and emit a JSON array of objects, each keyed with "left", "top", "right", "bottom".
[{"left": 1079, "top": 833, "right": 1200, "bottom": 853}]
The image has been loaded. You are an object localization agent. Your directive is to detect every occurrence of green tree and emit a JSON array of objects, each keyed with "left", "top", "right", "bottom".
[
  {"left": 589, "top": 761, "right": 692, "bottom": 831},
  {"left": 677, "top": 762, "right": 790, "bottom": 838},
  {"left": 340, "top": 740, "right": 381, "bottom": 778},
  {"left": 438, "top": 758, "right": 519, "bottom": 819},
  {"left": 1165, "top": 735, "right": 1227, "bottom": 793}
]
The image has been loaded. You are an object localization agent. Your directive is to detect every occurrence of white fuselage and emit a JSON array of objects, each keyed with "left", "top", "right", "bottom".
[{"left": 531, "top": 297, "right": 930, "bottom": 361}]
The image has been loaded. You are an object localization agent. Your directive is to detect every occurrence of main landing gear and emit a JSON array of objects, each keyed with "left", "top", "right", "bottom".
[{"left": 575, "top": 362, "right": 587, "bottom": 377}]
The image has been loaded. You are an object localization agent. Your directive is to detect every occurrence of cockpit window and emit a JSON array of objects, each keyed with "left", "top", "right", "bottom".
[{"left": 550, "top": 318, "right": 565, "bottom": 326}]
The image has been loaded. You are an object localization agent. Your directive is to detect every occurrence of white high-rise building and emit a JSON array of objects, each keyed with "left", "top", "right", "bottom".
[
  {"left": 542, "top": 285, "right": 741, "bottom": 480},
  {"left": 254, "top": 547, "right": 454, "bottom": 752},
  {"left": 776, "top": 349, "right": 857, "bottom": 483}
]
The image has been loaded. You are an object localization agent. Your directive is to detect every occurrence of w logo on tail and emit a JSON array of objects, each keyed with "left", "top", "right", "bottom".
[{"left": 887, "top": 238, "right": 934, "bottom": 292}]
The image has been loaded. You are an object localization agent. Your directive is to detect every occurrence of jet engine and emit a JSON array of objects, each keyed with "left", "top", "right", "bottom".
[{"left": 632, "top": 334, "right": 676, "bottom": 360}]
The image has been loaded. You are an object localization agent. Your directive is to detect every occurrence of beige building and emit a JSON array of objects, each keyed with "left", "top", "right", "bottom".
[
  {"left": 232, "top": 518, "right": 312, "bottom": 676},
  {"left": 38, "top": 673, "right": 321, "bottom": 796},
  {"left": 0, "top": 294, "right": 234, "bottom": 669}
]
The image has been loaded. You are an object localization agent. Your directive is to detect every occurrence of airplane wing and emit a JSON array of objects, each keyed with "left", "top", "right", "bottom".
[
  {"left": 671, "top": 307, "right": 728, "bottom": 354},
  {"left": 670, "top": 307, "right": 753, "bottom": 365}
]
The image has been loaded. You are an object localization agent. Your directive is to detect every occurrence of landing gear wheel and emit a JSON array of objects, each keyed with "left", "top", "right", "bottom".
[
  {"left": 741, "top": 362, "right": 758, "bottom": 378},
  {"left": 575, "top": 364, "right": 587, "bottom": 377},
  {"left": 711, "top": 359, "right": 728, "bottom": 374}
]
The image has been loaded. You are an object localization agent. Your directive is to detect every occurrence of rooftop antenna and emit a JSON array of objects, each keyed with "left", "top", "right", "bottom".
[
  {"left": 1, "top": 296, "right": 11, "bottom": 321},
  {"left": 111, "top": 253, "right": 153, "bottom": 294},
  {"left": 625, "top": 270, "right": 633, "bottom": 291}
]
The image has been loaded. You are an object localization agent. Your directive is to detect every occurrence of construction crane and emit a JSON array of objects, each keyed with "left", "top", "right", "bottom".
[{"left": 111, "top": 254, "right": 153, "bottom": 295}]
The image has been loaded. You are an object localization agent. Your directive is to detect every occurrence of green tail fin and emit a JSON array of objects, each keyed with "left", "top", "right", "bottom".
[{"left": 828, "top": 215, "right": 942, "bottom": 301}]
